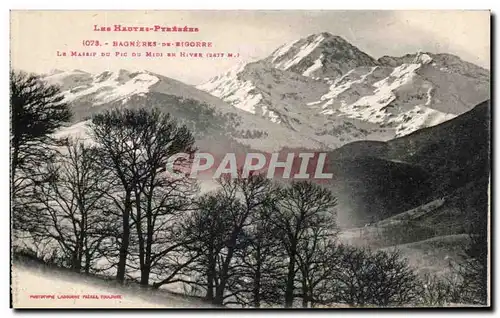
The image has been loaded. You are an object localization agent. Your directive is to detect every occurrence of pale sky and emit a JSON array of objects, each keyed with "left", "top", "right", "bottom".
[{"left": 10, "top": 10, "right": 490, "bottom": 85}]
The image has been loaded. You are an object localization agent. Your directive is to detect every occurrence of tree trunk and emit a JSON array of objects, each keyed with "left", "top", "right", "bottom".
[
  {"left": 116, "top": 204, "right": 131, "bottom": 284},
  {"left": 206, "top": 274, "right": 214, "bottom": 301},
  {"left": 302, "top": 280, "right": 308, "bottom": 308},
  {"left": 285, "top": 253, "right": 296, "bottom": 307},
  {"left": 84, "top": 230, "right": 91, "bottom": 274},
  {"left": 84, "top": 254, "right": 91, "bottom": 274},
  {"left": 140, "top": 265, "right": 150, "bottom": 287},
  {"left": 135, "top": 191, "right": 147, "bottom": 286},
  {"left": 214, "top": 246, "right": 236, "bottom": 306},
  {"left": 142, "top": 192, "right": 154, "bottom": 287},
  {"left": 253, "top": 269, "right": 261, "bottom": 308},
  {"left": 253, "top": 247, "right": 262, "bottom": 308},
  {"left": 71, "top": 253, "right": 81, "bottom": 272},
  {"left": 205, "top": 252, "right": 215, "bottom": 301},
  {"left": 213, "top": 285, "right": 225, "bottom": 306}
]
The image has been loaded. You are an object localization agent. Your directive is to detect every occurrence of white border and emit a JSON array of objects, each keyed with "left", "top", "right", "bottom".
[
  {"left": 2, "top": 1, "right": 497, "bottom": 9},
  {"left": 2, "top": 1, "right": 498, "bottom": 317}
]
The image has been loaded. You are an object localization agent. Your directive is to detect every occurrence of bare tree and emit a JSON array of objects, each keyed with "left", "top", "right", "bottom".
[
  {"left": 29, "top": 138, "right": 110, "bottom": 272},
  {"left": 137, "top": 177, "right": 199, "bottom": 289},
  {"left": 10, "top": 70, "right": 72, "bottom": 231},
  {"left": 272, "top": 181, "right": 338, "bottom": 308},
  {"left": 181, "top": 173, "right": 275, "bottom": 306},
  {"left": 88, "top": 108, "right": 196, "bottom": 285},
  {"left": 332, "top": 247, "right": 420, "bottom": 307},
  {"left": 295, "top": 225, "right": 338, "bottom": 307},
  {"left": 363, "top": 249, "right": 420, "bottom": 306},
  {"left": 211, "top": 173, "right": 275, "bottom": 305},
  {"left": 418, "top": 273, "right": 464, "bottom": 306},
  {"left": 128, "top": 112, "right": 196, "bottom": 287},
  {"left": 181, "top": 191, "right": 237, "bottom": 303},
  {"left": 231, "top": 204, "right": 287, "bottom": 307}
]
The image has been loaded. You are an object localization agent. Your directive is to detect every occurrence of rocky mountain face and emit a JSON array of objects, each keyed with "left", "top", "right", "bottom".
[
  {"left": 266, "top": 32, "right": 379, "bottom": 79},
  {"left": 198, "top": 32, "right": 489, "bottom": 141}
]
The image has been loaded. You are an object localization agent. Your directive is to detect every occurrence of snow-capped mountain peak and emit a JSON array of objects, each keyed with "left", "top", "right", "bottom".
[
  {"left": 414, "top": 51, "right": 433, "bottom": 65},
  {"left": 271, "top": 33, "right": 326, "bottom": 71},
  {"left": 199, "top": 32, "right": 490, "bottom": 143},
  {"left": 266, "top": 32, "right": 378, "bottom": 79}
]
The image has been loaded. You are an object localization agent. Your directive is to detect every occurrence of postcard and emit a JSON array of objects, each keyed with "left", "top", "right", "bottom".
[{"left": 10, "top": 10, "right": 491, "bottom": 309}]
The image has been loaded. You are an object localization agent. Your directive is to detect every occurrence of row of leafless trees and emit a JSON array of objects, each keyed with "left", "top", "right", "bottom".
[
  {"left": 14, "top": 135, "right": 421, "bottom": 307},
  {"left": 10, "top": 70, "right": 487, "bottom": 307}
]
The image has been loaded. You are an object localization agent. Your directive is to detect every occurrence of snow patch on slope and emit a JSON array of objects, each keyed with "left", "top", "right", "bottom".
[
  {"left": 270, "top": 39, "right": 300, "bottom": 63},
  {"left": 275, "top": 34, "right": 325, "bottom": 71},
  {"left": 97, "top": 73, "right": 159, "bottom": 104},
  {"left": 320, "top": 67, "right": 378, "bottom": 103},
  {"left": 44, "top": 69, "right": 89, "bottom": 84},
  {"left": 303, "top": 55, "right": 323, "bottom": 76},
  {"left": 334, "top": 63, "right": 422, "bottom": 124},
  {"left": 414, "top": 52, "right": 433, "bottom": 65},
  {"left": 314, "top": 60, "right": 457, "bottom": 136},
  {"left": 45, "top": 71, "right": 159, "bottom": 105},
  {"left": 224, "top": 81, "right": 263, "bottom": 114},
  {"left": 200, "top": 78, "right": 262, "bottom": 114},
  {"left": 197, "top": 62, "right": 246, "bottom": 93},
  {"left": 196, "top": 63, "right": 263, "bottom": 114},
  {"left": 390, "top": 106, "right": 456, "bottom": 137},
  {"left": 261, "top": 105, "right": 281, "bottom": 123},
  {"left": 53, "top": 121, "right": 91, "bottom": 141}
]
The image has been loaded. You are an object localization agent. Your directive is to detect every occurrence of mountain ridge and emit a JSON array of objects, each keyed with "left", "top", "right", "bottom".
[
  {"left": 42, "top": 32, "right": 490, "bottom": 156},
  {"left": 198, "top": 32, "right": 489, "bottom": 142}
]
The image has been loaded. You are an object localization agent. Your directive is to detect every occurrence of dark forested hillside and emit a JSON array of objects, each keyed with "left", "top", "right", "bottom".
[{"left": 326, "top": 100, "right": 490, "bottom": 227}]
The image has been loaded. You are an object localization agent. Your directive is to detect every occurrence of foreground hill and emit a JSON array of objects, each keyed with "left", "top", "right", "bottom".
[{"left": 11, "top": 257, "right": 213, "bottom": 308}]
